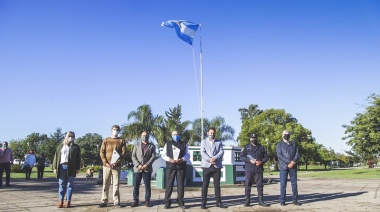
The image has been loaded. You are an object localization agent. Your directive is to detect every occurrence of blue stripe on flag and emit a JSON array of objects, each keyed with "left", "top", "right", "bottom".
[{"left": 161, "top": 20, "right": 200, "bottom": 45}]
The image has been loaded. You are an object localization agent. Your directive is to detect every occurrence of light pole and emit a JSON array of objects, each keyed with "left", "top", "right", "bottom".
[
  {"left": 329, "top": 147, "right": 333, "bottom": 170},
  {"left": 265, "top": 138, "right": 271, "bottom": 183}
]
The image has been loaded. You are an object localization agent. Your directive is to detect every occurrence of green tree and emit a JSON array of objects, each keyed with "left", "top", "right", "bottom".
[
  {"left": 191, "top": 116, "right": 235, "bottom": 144},
  {"left": 343, "top": 94, "right": 380, "bottom": 165},
  {"left": 40, "top": 128, "right": 65, "bottom": 163},
  {"left": 318, "top": 146, "right": 333, "bottom": 169},
  {"left": 9, "top": 139, "right": 26, "bottom": 163},
  {"left": 121, "top": 104, "right": 165, "bottom": 147},
  {"left": 163, "top": 105, "right": 192, "bottom": 144},
  {"left": 239, "top": 108, "right": 314, "bottom": 170},
  {"left": 76, "top": 133, "right": 103, "bottom": 166}
]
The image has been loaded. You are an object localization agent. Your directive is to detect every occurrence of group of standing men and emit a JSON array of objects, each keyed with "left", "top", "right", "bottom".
[
  {"left": 241, "top": 130, "right": 301, "bottom": 207},
  {"left": 1, "top": 125, "right": 301, "bottom": 209},
  {"left": 97, "top": 125, "right": 230, "bottom": 209}
]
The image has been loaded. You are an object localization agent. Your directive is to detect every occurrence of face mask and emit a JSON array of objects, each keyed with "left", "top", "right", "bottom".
[
  {"left": 208, "top": 134, "right": 215, "bottom": 140},
  {"left": 283, "top": 134, "right": 290, "bottom": 141},
  {"left": 3, "top": 144, "right": 7, "bottom": 149},
  {"left": 68, "top": 137, "right": 74, "bottom": 142},
  {"left": 112, "top": 130, "right": 119, "bottom": 137},
  {"left": 172, "top": 135, "right": 180, "bottom": 142},
  {"left": 250, "top": 138, "right": 258, "bottom": 145},
  {"left": 141, "top": 135, "right": 149, "bottom": 143}
]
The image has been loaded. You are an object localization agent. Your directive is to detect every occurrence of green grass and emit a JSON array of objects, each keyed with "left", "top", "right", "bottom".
[{"left": 297, "top": 167, "right": 380, "bottom": 179}]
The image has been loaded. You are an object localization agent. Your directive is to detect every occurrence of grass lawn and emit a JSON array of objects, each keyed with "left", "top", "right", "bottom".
[
  {"left": 297, "top": 167, "right": 380, "bottom": 179},
  {"left": 10, "top": 165, "right": 59, "bottom": 179}
]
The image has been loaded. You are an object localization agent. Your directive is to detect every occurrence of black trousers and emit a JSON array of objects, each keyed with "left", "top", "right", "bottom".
[
  {"left": 133, "top": 171, "right": 152, "bottom": 201},
  {"left": 164, "top": 168, "right": 186, "bottom": 206},
  {"left": 0, "top": 162, "right": 11, "bottom": 186},
  {"left": 25, "top": 168, "right": 33, "bottom": 179},
  {"left": 245, "top": 171, "right": 264, "bottom": 197},
  {"left": 37, "top": 166, "right": 45, "bottom": 179},
  {"left": 201, "top": 166, "right": 222, "bottom": 205}
]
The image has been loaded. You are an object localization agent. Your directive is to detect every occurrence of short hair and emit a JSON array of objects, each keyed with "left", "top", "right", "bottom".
[
  {"left": 208, "top": 127, "right": 216, "bottom": 132},
  {"left": 282, "top": 130, "right": 290, "bottom": 135},
  {"left": 111, "top": 125, "right": 120, "bottom": 131}
]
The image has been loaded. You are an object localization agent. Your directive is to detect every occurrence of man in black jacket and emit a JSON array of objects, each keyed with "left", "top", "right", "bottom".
[
  {"left": 275, "top": 130, "right": 301, "bottom": 206},
  {"left": 161, "top": 130, "right": 190, "bottom": 209},
  {"left": 240, "top": 133, "right": 269, "bottom": 207}
]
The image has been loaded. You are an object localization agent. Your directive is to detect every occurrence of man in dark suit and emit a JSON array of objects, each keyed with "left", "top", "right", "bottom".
[
  {"left": 276, "top": 130, "right": 301, "bottom": 206},
  {"left": 131, "top": 131, "right": 156, "bottom": 207},
  {"left": 240, "top": 133, "right": 269, "bottom": 207},
  {"left": 161, "top": 130, "right": 190, "bottom": 209},
  {"left": 200, "top": 127, "right": 227, "bottom": 209}
]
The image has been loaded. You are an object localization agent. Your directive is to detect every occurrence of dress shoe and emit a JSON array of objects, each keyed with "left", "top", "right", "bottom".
[
  {"left": 201, "top": 204, "right": 206, "bottom": 209},
  {"left": 98, "top": 203, "right": 107, "bottom": 207},
  {"left": 164, "top": 205, "right": 170, "bottom": 209},
  {"left": 145, "top": 201, "right": 151, "bottom": 207},
  {"left": 66, "top": 201, "right": 71, "bottom": 208},
  {"left": 293, "top": 201, "right": 302, "bottom": 206},
  {"left": 280, "top": 202, "right": 286, "bottom": 206},
  {"left": 258, "top": 196, "right": 268, "bottom": 207},
  {"left": 131, "top": 201, "right": 139, "bottom": 207},
  {"left": 57, "top": 200, "right": 63, "bottom": 208},
  {"left": 179, "top": 205, "right": 189, "bottom": 209},
  {"left": 216, "top": 202, "right": 227, "bottom": 208}
]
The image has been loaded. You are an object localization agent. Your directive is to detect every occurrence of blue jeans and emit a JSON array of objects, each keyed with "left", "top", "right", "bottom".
[
  {"left": 133, "top": 172, "right": 152, "bottom": 201},
  {"left": 58, "top": 164, "right": 74, "bottom": 201},
  {"left": 279, "top": 168, "right": 298, "bottom": 202}
]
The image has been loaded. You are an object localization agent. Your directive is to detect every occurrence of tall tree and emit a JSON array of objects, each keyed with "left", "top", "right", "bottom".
[
  {"left": 191, "top": 116, "right": 235, "bottom": 144},
  {"left": 76, "top": 133, "right": 103, "bottom": 166},
  {"left": 239, "top": 108, "right": 314, "bottom": 170},
  {"left": 163, "top": 105, "right": 192, "bottom": 144},
  {"left": 238, "top": 104, "right": 263, "bottom": 122},
  {"left": 121, "top": 104, "right": 165, "bottom": 147},
  {"left": 40, "top": 128, "right": 65, "bottom": 163},
  {"left": 343, "top": 93, "right": 380, "bottom": 164}
]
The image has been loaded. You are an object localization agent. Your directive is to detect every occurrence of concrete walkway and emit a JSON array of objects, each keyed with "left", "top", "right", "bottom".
[{"left": 0, "top": 174, "right": 379, "bottom": 212}]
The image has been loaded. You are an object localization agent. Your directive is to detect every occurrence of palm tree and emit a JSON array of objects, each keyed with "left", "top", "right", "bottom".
[
  {"left": 191, "top": 116, "right": 235, "bottom": 143},
  {"left": 121, "top": 104, "right": 165, "bottom": 147}
]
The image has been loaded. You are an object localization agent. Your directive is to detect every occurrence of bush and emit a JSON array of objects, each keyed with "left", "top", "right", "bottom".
[
  {"left": 80, "top": 165, "right": 102, "bottom": 173},
  {"left": 11, "top": 164, "right": 23, "bottom": 173}
]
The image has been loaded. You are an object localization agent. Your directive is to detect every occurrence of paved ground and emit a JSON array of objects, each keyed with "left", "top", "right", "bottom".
[{"left": 0, "top": 174, "right": 379, "bottom": 212}]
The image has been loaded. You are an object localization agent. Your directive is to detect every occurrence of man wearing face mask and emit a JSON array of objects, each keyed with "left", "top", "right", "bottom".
[
  {"left": 0, "top": 141, "right": 14, "bottom": 187},
  {"left": 161, "top": 130, "right": 190, "bottom": 209},
  {"left": 240, "top": 133, "right": 269, "bottom": 207},
  {"left": 131, "top": 131, "right": 156, "bottom": 207},
  {"left": 99, "top": 125, "right": 126, "bottom": 208},
  {"left": 276, "top": 130, "right": 300, "bottom": 206},
  {"left": 52, "top": 131, "right": 81, "bottom": 208},
  {"left": 200, "top": 127, "right": 227, "bottom": 209}
]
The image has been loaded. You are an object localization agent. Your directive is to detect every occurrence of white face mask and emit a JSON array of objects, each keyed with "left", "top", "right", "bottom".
[
  {"left": 112, "top": 130, "right": 119, "bottom": 137},
  {"left": 68, "top": 137, "right": 74, "bottom": 142}
]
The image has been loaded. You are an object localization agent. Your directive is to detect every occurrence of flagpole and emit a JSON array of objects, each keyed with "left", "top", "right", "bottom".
[{"left": 199, "top": 24, "right": 204, "bottom": 141}]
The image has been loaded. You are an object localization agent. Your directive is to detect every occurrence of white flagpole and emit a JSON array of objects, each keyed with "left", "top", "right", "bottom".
[{"left": 199, "top": 24, "right": 204, "bottom": 141}]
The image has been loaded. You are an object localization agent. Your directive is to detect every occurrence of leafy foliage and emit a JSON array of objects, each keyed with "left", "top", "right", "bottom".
[
  {"left": 76, "top": 133, "right": 103, "bottom": 166},
  {"left": 343, "top": 94, "right": 380, "bottom": 162}
]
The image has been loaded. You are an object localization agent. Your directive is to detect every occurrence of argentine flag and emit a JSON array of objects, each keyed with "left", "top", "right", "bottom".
[{"left": 161, "top": 20, "right": 200, "bottom": 45}]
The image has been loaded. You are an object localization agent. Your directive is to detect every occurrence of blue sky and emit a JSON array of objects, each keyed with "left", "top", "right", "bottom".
[{"left": 0, "top": 0, "right": 379, "bottom": 153}]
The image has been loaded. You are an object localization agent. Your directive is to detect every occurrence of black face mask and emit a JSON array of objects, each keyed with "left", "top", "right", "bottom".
[
  {"left": 250, "top": 139, "right": 258, "bottom": 145},
  {"left": 141, "top": 135, "right": 149, "bottom": 143},
  {"left": 283, "top": 134, "right": 290, "bottom": 140}
]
